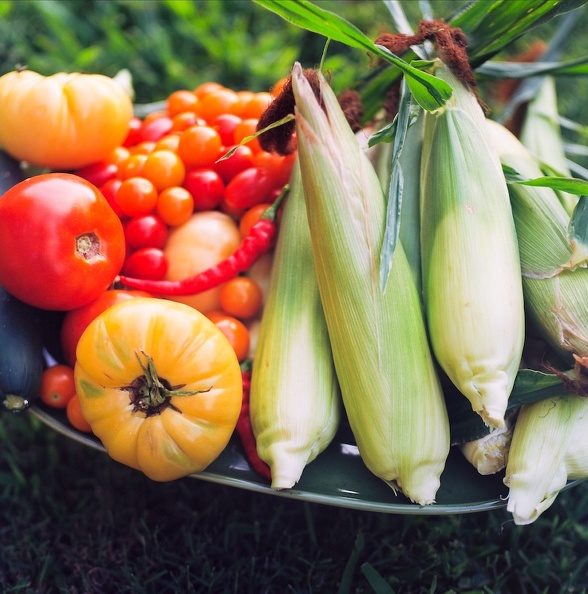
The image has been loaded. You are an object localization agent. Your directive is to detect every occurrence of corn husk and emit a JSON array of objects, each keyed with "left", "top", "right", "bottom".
[
  {"left": 291, "top": 63, "right": 450, "bottom": 506},
  {"left": 519, "top": 76, "right": 578, "bottom": 216},
  {"left": 250, "top": 162, "right": 340, "bottom": 489},
  {"left": 420, "top": 62, "right": 525, "bottom": 429},
  {"left": 486, "top": 119, "right": 588, "bottom": 363},
  {"left": 504, "top": 393, "right": 588, "bottom": 525}
]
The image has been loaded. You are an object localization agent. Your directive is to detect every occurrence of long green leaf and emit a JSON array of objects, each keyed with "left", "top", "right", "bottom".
[
  {"left": 253, "top": 0, "right": 452, "bottom": 111},
  {"left": 451, "top": 0, "right": 588, "bottom": 66},
  {"left": 476, "top": 56, "right": 588, "bottom": 79}
]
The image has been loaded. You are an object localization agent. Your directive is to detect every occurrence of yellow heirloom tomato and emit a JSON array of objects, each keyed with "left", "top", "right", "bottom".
[
  {"left": 74, "top": 297, "right": 243, "bottom": 481},
  {"left": 0, "top": 70, "right": 133, "bottom": 169}
]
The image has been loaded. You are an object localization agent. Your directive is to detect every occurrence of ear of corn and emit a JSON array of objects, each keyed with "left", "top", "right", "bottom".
[
  {"left": 291, "top": 63, "right": 450, "bottom": 506},
  {"left": 486, "top": 119, "right": 588, "bottom": 363},
  {"left": 420, "top": 61, "right": 525, "bottom": 430},
  {"left": 504, "top": 393, "right": 588, "bottom": 525},
  {"left": 250, "top": 161, "right": 340, "bottom": 490},
  {"left": 459, "top": 413, "right": 516, "bottom": 475}
]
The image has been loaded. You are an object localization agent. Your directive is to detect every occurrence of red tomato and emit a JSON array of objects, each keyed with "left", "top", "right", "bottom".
[
  {"left": 60, "top": 289, "right": 151, "bottom": 366},
  {"left": 122, "top": 247, "right": 168, "bottom": 280},
  {"left": 75, "top": 160, "right": 118, "bottom": 188},
  {"left": 0, "top": 173, "right": 125, "bottom": 310},
  {"left": 124, "top": 214, "right": 168, "bottom": 250}
]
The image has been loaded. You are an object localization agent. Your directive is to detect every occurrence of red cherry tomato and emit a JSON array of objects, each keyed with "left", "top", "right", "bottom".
[
  {"left": 39, "top": 364, "right": 76, "bottom": 408},
  {"left": 223, "top": 166, "right": 274, "bottom": 210},
  {"left": 121, "top": 247, "right": 168, "bottom": 280},
  {"left": 139, "top": 115, "right": 174, "bottom": 142},
  {"left": 124, "top": 214, "right": 169, "bottom": 250},
  {"left": 123, "top": 116, "right": 143, "bottom": 147},
  {"left": 214, "top": 145, "right": 254, "bottom": 184},
  {"left": 75, "top": 160, "right": 118, "bottom": 188},
  {"left": 211, "top": 113, "right": 241, "bottom": 146},
  {"left": 60, "top": 289, "right": 152, "bottom": 366},
  {"left": 183, "top": 168, "right": 225, "bottom": 211},
  {"left": 0, "top": 173, "right": 125, "bottom": 310}
]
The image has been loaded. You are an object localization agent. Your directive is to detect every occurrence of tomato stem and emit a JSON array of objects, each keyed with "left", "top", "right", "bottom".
[
  {"left": 76, "top": 232, "right": 101, "bottom": 260},
  {"left": 124, "top": 350, "right": 210, "bottom": 417}
]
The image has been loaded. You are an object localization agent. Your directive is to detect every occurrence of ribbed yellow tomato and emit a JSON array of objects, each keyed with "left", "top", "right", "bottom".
[
  {"left": 0, "top": 70, "right": 132, "bottom": 169},
  {"left": 74, "top": 297, "right": 243, "bottom": 481}
]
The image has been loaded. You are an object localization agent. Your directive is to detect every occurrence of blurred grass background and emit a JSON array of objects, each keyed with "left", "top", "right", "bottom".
[{"left": 1, "top": 1, "right": 588, "bottom": 593}]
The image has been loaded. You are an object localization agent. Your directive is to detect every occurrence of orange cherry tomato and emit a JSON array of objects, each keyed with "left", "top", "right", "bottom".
[
  {"left": 177, "top": 125, "right": 223, "bottom": 169},
  {"left": 198, "top": 88, "right": 241, "bottom": 122},
  {"left": 156, "top": 186, "right": 194, "bottom": 227},
  {"left": 115, "top": 177, "right": 158, "bottom": 217},
  {"left": 207, "top": 312, "right": 250, "bottom": 362},
  {"left": 141, "top": 150, "right": 186, "bottom": 191},
  {"left": 242, "top": 92, "right": 273, "bottom": 119},
  {"left": 239, "top": 202, "right": 272, "bottom": 238},
  {"left": 39, "top": 364, "right": 76, "bottom": 408},
  {"left": 66, "top": 394, "right": 93, "bottom": 433},
  {"left": 166, "top": 89, "right": 199, "bottom": 116},
  {"left": 219, "top": 276, "right": 263, "bottom": 320}
]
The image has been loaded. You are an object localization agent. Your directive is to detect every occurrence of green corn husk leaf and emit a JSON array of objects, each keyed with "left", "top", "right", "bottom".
[
  {"left": 519, "top": 76, "right": 579, "bottom": 216},
  {"left": 250, "top": 162, "right": 340, "bottom": 490},
  {"left": 504, "top": 393, "right": 588, "bottom": 525},
  {"left": 291, "top": 62, "right": 450, "bottom": 506},
  {"left": 420, "top": 61, "right": 525, "bottom": 430},
  {"left": 486, "top": 120, "right": 588, "bottom": 363}
]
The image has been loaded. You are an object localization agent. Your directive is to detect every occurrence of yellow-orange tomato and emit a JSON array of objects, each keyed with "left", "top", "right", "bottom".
[
  {"left": 74, "top": 298, "right": 242, "bottom": 481},
  {"left": 163, "top": 211, "right": 242, "bottom": 313},
  {"left": 0, "top": 70, "right": 133, "bottom": 169}
]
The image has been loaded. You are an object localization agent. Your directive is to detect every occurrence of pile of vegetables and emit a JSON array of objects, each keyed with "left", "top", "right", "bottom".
[{"left": 1, "top": 0, "right": 588, "bottom": 525}]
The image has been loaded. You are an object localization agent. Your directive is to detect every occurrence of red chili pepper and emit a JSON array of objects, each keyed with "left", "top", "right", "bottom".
[
  {"left": 236, "top": 365, "right": 271, "bottom": 481},
  {"left": 118, "top": 185, "right": 288, "bottom": 295}
]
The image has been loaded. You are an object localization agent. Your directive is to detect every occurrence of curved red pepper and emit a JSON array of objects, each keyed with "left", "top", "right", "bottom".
[
  {"left": 237, "top": 366, "right": 271, "bottom": 481},
  {"left": 118, "top": 186, "right": 288, "bottom": 296}
]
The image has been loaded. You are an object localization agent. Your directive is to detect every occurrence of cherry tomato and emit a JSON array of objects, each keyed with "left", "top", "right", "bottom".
[
  {"left": 123, "top": 116, "right": 143, "bottom": 147},
  {"left": 177, "top": 125, "right": 223, "bottom": 169},
  {"left": 183, "top": 168, "right": 225, "bottom": 211},
  {"left": 122, "top": 247, "right": 168, "bottom": 280},
  {"left": 130, "top": 141, "right": 156, "bottom": 156},
  {"left": 115, "top": 176, "right": 158, "bottom": 217},
  {"left": 39, "top": 364, "right": 76, "bottom": 408},
  {"left": 66, "top": 394, "right": 93, "bottom": 432},
  {"left": 170, "top": 111, "right": 202, "bottom": 132},
  {"left": 75, "top": 160, "right": 118, "bottom": 188},
  {"left": 254, "top": 150, "right": 296, "bottom": 188},
  {"left": 207, "top": 312, "right": 250, "bottom": 362},
  {"left": 233, "top": 118, "right": 261, "bottom": 153},
  {"left": 118, "top": 153, "right": 147, "bottom": 179},
  {"left": 124, "top": 214, "right": 168, "bottom": 250},
  {"left": 239, "top": 202, "right": 272, "bottom": 238},
  {"left": 198, "top": 88, "right": 240, "bottom": 122},
  {"left": 219, "top": 276, "right": 263, "bottom": 320},
  {"left": 212, "top": 113, "right": 241, "bottom": 146},
  {"left": 223, "top": 166, "right": 274, "bottom": 210},
  {"left": 213, "top": 144, "right": 254, "bottom": 184},
  {"left": 140, "top": 115, "right": 174, "bottom": 142},
  {"left": 194, "top": 81, "right": 224, "bottom": 98},
  {"left": 154, "top": 133, "right": 181, "bottom": 152},
  {"left": 166, "top": 89, "right": 199, "bottom": 116},
  {"left": 0, "top": 173, "right": 125, "bottom": 310},
  {"left": 141, "top": 149, "right": 186, "bottom": 191},
  {"left": 60, "top": 289, "right": 152, "bottom": 366},
  {"left": 156, "top": 186, "right": 195, "bottom": 227},
  {"left": 242, "top": 92, "right": 273, "bottom": 119},
  {"left": 100, "top": 178, "right": 124, "bottom": 217}
]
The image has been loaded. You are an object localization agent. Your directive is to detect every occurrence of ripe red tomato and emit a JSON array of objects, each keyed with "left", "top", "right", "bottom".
[
  {"left": 223, "top": 166, "right": 274, "bottom": 210},
  {"left": 60, "top": 289, "right": 151, "bottom": 366},
  {"left": 0, "top": 173, "right": 125, "bottom": 310}
]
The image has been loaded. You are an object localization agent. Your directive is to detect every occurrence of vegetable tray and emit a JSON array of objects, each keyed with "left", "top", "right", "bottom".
[{"left": 30, "top": 402, "right": 577, "bottom": 516}]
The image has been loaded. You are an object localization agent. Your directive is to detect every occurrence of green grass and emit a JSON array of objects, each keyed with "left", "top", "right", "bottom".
[{"left": 2, "top": 413, "right": 588, "bottom": 594}]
